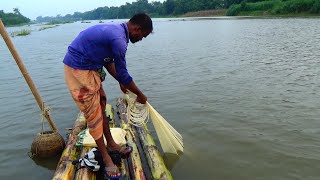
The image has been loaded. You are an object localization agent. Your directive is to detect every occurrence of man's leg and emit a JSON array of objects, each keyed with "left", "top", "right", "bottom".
[
  {"left": 99, "top": 87, "right": 132, "bottom": 155},
  {"left": 64, "top": 65, "right": 120, "bottom": 177},
  {"left": 99, "top": 87, "right": 120, "bottom": 149}
]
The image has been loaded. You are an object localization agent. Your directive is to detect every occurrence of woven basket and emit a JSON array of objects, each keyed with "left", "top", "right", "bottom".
[{"left": 31, "top": 131, "right": 65, "bottom": 158}]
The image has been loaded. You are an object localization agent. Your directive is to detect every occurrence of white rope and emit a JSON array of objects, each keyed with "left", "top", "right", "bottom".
[
  {"left": 125, "top": 94, "right": 149, "bottom": 127},
  {"left": 124, "top": 92, "right": 183, "bottom": 154},
  {"left": 40, "top": 102, "right": 51, "bottom": 132}
]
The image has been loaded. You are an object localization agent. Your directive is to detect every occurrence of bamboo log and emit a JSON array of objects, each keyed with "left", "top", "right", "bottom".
[
  {"left": 108, "top": 104, "right": 130, "bottom": 180},
  {"left": 117, "top": 99, "right": 152, "bottom": 180},
  {"left": 117, "top": 98, "right": 147, "bottom": 179},
  {"left": 106, "top": 104, "right": 115, "bottom": 128},
  {"left": 136, "top": 125, "right": 173, "bottom": 180},
  {"left": 52, "top": 113, "right": 87, "bottom": 180},
  {"left": 119, "top": 119, "right": 146, "bottom": 180},
  {"left": 117, "top": 98, "right": 172, "bottom": 180},
  {"left": 74, "top": 146, "right": 96, "bottom": 180}
]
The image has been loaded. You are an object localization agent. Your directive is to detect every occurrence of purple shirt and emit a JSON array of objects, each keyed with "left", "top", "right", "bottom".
[{"left": 63, "top": 22, "right": 132, "bottom": 85}]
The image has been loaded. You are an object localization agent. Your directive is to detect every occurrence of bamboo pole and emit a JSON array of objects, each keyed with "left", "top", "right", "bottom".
[
  {"left": 74, "top": 146, "right": 96, "bottom": 180},
  {"left": 116, "top": 98, "right": 148, "bottom": 179},
  {"left": 119, "top": 119, "right": 146, "bottom": 180},
  {"left": 117, "top": 98, "right": 172, "bottom": 180},
  {"left": 52, "top": 113, "right": 87, "bottom": 180},
  {"left": 0, "top": 19, "right": 57, "bottom": 131},
  {"left": 136, "top": 124, "right": 173, "bottom": 180},
  {"left": 107, "top": 104, "right": 130, "bottom": 180},
  {"left": 106, "top": 104, "right": 116, "bottom": 128}
]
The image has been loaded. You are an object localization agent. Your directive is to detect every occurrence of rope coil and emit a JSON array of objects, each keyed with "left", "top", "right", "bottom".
[
  {"left": 124, "top": 92, "right": 183, "bottom": 155},
  {"left": 125, "top": 94, "right": 149, "bottom": 127}
]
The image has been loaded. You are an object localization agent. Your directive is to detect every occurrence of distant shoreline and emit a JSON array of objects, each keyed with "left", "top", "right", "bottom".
[
  {"left": 7, "top": 13, "right": 320, "bottom": 27},
  {"left": 179, "top": 9, "right": 320, "bottom": 19}
]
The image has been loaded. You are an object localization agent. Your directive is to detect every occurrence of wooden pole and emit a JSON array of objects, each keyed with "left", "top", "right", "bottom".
[
  {"left": 53, "top": 113, "right": 87, "bottom": 180},
  {"left": 0, "top": 19, "right": 57, "bottom": 132},
  {"left": 117, "top": 98, "right": 173, "bottom": 180}
]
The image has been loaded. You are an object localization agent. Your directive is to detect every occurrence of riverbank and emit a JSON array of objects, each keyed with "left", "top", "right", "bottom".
[
  {"left": 226, "top": 0, "right": 320, "bottom": 16},
  {"left": 182, "top": 9, "right": 227, "bottom": 17},
  {"left": 178, "top": 10, "right": 320, "bottom": 20}
]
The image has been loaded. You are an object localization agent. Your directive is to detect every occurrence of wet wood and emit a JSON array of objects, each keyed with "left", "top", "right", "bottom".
[
  {"left": 52, "top": 113, "right": 86, "bottom": 180},
  {"left": 117, "top": 98, "right": 172, "bottom": 180}
]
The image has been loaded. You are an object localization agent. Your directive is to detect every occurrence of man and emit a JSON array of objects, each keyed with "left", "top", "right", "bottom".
[{"left": 63, "top": 13, "right": 152, "bottom": 178}]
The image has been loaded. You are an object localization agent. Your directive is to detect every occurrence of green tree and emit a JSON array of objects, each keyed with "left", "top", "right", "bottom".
[
  {"left": 164, "top": 0, "right": 175, "bottom": 14},
  {"left": 13, "top": 8, "right": 21, "bottom": 15},
  {"left": 1, "top": 9, "right": 30, "bottom": 26}
]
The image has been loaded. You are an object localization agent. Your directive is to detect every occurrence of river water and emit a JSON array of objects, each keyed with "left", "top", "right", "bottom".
[{"left": 0, "top": 17, "right": 320, "bottom": 180}]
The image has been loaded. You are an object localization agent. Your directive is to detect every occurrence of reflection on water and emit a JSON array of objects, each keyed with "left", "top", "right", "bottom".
[
  {"left": 31, "top": 155, "right": 61, "bottom": 171},
  {"left": 163, "top": 153, "right": 182, "bottom": 170}
]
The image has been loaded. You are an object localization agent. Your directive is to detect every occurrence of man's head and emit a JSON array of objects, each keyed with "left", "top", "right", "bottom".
[{"left": 127, "top": 13, "right": 153, "bottom": 43}]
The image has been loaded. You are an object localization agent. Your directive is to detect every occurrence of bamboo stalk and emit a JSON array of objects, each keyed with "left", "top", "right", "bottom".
[
  {"left": 74, "top": 146, "right": 96, "bottom": 180},
  {"left": 117, "top": 98, "right": 172, "bottom": 180},
  {"left": 117, "top": 99, "right": 153, "bottom": 180},
  {"left": 52, "top": 113, "right": 87, "bottom": 180},
  {"left": 106, "top": 104, "right": 115, "bottom": 128},
  {"left": 0, "top": 19, "right": 57, "bottom": 132},
  {"left": 119, "top": 119, "right": 146, "bottom": 180},
  {"left": 117, "top": 98, "right": 147, "bottom": 179},
  {"left": 108, "top": 104, "right": 130, "bottom": 180},
  {"left": 136, "top": 125, "right": 173, "bottom": 180}
]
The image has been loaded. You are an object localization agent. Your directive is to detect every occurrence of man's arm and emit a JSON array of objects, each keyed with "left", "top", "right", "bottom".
[
  {"left": 123, "top": 81, "right": 147, "bottom": 104},
  {"left": 105, "top": 63, "right": 147, "bottom": 103},
  {"left": 104, "top": 63, "right": 126, "bottom": 93},
  {"left": 110, "top": 38, "right": 147, "bottom": 103},
  {"left": 105, "top": 63, "right": 117, "bottom": 80}
]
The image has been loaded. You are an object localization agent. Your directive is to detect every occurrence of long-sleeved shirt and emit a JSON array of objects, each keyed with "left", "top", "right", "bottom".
[{"left": 63, "top": 22, "right": 133, "bottom": 85}]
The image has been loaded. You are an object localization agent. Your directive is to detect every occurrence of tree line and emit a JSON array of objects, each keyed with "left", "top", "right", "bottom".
[
  {"left": 1, "top": 0, "right": 319, "bottom": 25},
  {"left": 226, "top": 0, "right": 320, "bottom": 16},
  {"left": 0, "top": 8, "right": 30, "bottom": 26},
  {"left": 35, "top": 0, "right": 320, "bottom": 22},
  {"left": 36, "top": 0, "right": 235, "bottom": 22}
]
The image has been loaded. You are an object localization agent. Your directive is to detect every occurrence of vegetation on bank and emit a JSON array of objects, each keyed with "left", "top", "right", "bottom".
[
  {"left": 226, "top": 0, "right": 320, "bottom": 16},
  {"left": 182, "top": 9, "right": 226, "bottom": 17},
  {"left": 1, "top": 0, "right": 320, "bottom": 27},
  {"left": 38, "top": 25, "right": 59, "bottom": 31},
  {"left": 35, "top": 0, "right": 228, "bottom": 22},
  {"left": 44, "top": 21, "right": 74, "bottom": 25},
  {"left": 0, "top": 8, "right": 30, "bottom": 26},
  {"left": 34, "top": 0, "right": 320, "bottom": 23},
  {"left": 10, "top": 29, "right": 31, "bottom": 37}
]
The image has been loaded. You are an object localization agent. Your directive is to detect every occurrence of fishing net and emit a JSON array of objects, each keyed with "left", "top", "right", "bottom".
[{"left": 124, "top": 92, "right": 183, "bottom": 155}]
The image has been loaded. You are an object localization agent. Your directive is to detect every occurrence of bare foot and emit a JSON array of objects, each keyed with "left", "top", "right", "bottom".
[
  {"left": 107, "top": 143, "right": 132, "bottom": 155},
  {"left": 105, "top": 165, "right": 121, "bottom": 178},
  {"left": 107, "top": 143, "right": 122, "bottom": 151},
  {"left": 103, "top": 157, "right": 121, "bottom": 178}
]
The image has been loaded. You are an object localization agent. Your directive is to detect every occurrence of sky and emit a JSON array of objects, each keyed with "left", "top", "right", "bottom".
[{"left": 0, "top": 0, "right": 164, "bottom": 20}]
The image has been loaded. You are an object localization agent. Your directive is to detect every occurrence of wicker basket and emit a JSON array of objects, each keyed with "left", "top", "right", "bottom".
[{"left": 31, "top": 131, "right": 65, "bottom": 158}]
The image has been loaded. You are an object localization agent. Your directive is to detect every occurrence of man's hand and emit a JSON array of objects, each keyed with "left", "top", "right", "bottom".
[
  {"left": 136, "top": 92, "right": 147, "bottom": 104},
  {"left": 119, "top": 83, "right": 127, "bottom": 94},
  {"left": 122, "top": 81, "right": 147, "bottom": 104}
]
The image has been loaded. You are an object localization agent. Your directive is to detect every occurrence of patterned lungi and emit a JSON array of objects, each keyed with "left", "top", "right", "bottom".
[{"left": 64, "top": 65, "right": 106, "bottom": 140}]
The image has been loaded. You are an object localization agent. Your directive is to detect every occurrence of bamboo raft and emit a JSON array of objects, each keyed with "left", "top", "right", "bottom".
[{"left": 52, "top": 97, "right": 172, "bottom": 180}]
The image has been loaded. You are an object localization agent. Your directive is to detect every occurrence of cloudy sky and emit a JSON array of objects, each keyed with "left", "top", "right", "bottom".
[{"left": 1, "top": 0, "right": 164, "bottom": 20}]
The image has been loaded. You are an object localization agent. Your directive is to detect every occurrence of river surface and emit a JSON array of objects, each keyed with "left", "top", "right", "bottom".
[{"left": 0, "top": 17, "right": 320, "bottom": 180}]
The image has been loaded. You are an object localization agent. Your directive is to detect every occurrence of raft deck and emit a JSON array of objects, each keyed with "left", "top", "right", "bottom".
[{"left": 52, "top": 97, "right": 172, "bottom": 180}]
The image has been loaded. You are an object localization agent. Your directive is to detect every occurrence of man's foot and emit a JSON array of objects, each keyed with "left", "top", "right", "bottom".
[
  {"left": 108, "top": 144, "right": 133, "bottom": 159},
  {"left": 105, "top": 165, "right": 122, "bottom": 179}
]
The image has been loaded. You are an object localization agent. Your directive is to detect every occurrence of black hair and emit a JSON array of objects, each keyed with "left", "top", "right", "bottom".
[{"left": 129, "top": 13, "right": 153, "bottom": 32}]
